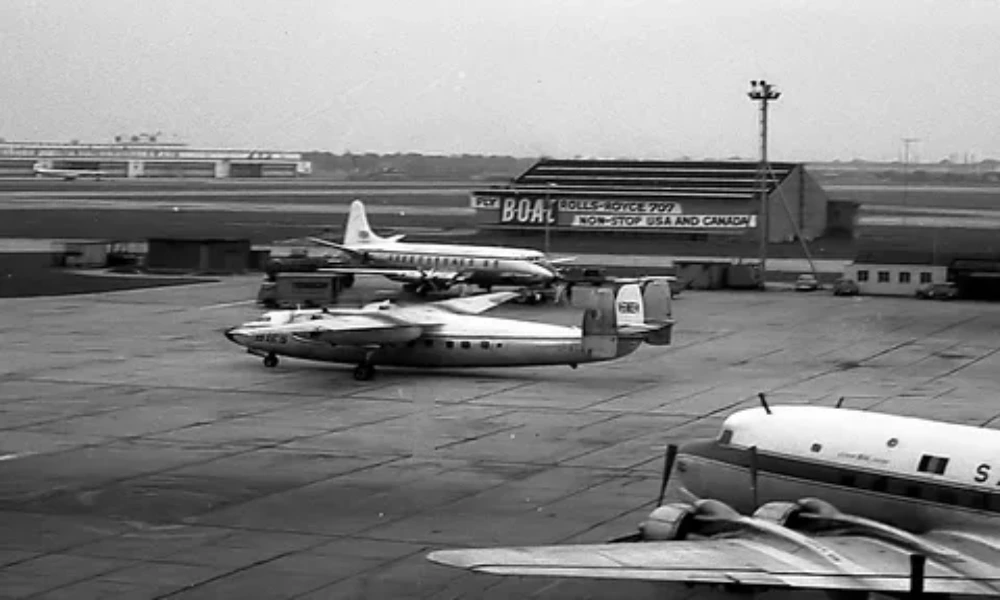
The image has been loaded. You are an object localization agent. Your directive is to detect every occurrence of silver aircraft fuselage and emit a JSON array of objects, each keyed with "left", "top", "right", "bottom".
[{"left": 226, "top": 313, "right": 642, "bottom": 369}]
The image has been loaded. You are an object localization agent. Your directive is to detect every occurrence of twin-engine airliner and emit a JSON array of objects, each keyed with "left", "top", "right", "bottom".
[
  {"left": 429, "top": 401, "right": 1000, "bottom": 597},
  {"left": 224, "top": 279, "right": 673, "bottom": 381},
  {"left": 308, "top": 199, "right": 566, "bottom": 295}
]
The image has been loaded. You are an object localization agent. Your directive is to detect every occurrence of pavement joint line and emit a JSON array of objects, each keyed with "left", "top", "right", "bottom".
[
  {"left": 17, "top": 556, "right": 146, "bottom": 600},
  {"left": 175, "top": 452, "right": 409, "bottom": 526},
  {"left": 929, "top": 346, "right": 1000, "bottom": 382},
  {"left": 578, "top": 380, "right": 666, "bottom": 410}
]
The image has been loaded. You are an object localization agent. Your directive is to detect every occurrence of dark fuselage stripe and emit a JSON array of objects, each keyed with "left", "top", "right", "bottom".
[{"left": 682, "top": 441, "right": 1000, "bottom": 514}]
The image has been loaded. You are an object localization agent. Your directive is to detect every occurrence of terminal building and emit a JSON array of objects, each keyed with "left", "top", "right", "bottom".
[
  {"left": 471, "top": 158, "right": 856, "bottom": 244},
  {"left": 0, "top": 138, "right": 311, "bottom": 179}
]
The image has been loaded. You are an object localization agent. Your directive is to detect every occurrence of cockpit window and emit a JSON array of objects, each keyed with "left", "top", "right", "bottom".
[{"left": 718, "top": 429, "right": 733, "bottom": 445}]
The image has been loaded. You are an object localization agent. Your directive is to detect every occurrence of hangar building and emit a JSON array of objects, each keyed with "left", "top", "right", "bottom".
[
  {"left": 0, "top": 139, "right": 311, "bottom": 179},
  {"left": 471, "top": 159, "right": 852, "bottom": 243}
]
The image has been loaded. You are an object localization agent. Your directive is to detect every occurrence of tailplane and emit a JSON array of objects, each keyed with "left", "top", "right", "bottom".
[
  {"left": 343, "top": 200, "right": 404, "bottom": 246},
  {"left": 581, "top": 280, "right": 674, "bottom": 354}
]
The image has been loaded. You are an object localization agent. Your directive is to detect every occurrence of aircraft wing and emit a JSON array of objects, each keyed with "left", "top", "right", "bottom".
[
  {"left": 429, "top": 291, "right": 522, "bottom": 315},
  {"left": 318, "top": 266, "right": 462, "bottom": 285},
  {"left": 428, "top": 535, "right": 1000, "bottom": 596},
  {"left": 268, "top": 313, "right": 424, "bottom": 346},
  {"left": 307, "top": 237, "right": 367, "bottom": 259}
]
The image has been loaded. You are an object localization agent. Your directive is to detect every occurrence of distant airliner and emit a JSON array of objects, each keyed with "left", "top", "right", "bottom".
[
  {"left": 33, "top": 162, "right": 109, "bottom": 181},
  {"left": 429, "top": 401, "right": 1000, "bottom": 597},
  {"left": 309, "top": 199, "right": 569, "bottom": 296}
]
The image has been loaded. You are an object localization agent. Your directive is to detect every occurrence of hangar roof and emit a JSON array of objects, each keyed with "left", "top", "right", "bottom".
[{"left": 509, "top": 158, "right": 798, "bottom": 201}]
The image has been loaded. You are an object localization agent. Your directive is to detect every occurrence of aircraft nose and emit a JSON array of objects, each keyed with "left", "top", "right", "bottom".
[{"left": 223, "top": 326, "right": 244, "bottom": 345}]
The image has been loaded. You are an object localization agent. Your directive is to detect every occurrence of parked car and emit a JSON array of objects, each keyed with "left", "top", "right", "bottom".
[
  {"left": 915, "top": 282, "right": 959, "bottom": 300},
  {"left": 832, "top": 278, "right": 860, "bottom": 296},
  {"left": 794, "top": 273, "right": 820, "bottom": 292}
]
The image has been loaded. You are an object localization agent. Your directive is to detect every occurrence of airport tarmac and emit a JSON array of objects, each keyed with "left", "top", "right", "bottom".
[{"left": 1, "top": 278, "right": 999, "bottom": 599}]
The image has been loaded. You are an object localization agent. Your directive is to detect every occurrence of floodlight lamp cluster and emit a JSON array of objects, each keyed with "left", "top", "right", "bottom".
[{"left": 748, "top": 80, "right": 781, "bottom": 101}]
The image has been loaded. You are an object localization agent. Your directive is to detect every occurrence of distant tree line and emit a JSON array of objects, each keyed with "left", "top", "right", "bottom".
[{"left": 303, "top": 152, "right": 538, "bottom": 181}]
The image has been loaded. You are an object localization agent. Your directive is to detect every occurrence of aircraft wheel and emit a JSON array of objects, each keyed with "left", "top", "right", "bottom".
[
  {"left": 263, "top": 353, "right": 279, "bottom": 368},
  {"left": 353, "top": 363, "right": 375, "bottom": 381}
]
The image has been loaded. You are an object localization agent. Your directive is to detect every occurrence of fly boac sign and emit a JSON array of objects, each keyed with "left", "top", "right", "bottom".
[{"left": 499, "top": 197, "right": 556, "bottom": 226}]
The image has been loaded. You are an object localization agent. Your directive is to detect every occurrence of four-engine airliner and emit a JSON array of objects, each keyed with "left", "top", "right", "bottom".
[{"left": 429, "top": 402, "right": 1000, "bottom": 597}]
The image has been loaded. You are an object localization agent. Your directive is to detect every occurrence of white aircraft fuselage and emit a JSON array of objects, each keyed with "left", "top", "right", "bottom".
[
  {"left": 675, "top": 405, "right": 1000, "bottom": 533},
  {"left": 344, "top": 242, "right": 558, "bottom": 289},
  {"left": 311, "top": 199, "right": 562, "bottom": 294}
]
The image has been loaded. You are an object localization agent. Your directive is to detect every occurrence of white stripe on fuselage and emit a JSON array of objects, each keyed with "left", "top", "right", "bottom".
[{"left": 353, "top": 241, "right": 545, "bottom": 261}]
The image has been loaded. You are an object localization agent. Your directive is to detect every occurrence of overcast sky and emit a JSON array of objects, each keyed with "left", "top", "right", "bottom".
[{"left": 1, "top": 0, "right": 997, "bottom": 161}]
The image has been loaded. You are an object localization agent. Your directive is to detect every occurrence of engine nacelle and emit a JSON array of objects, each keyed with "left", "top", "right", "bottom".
[
  {"left": 638, "top": 499, "right": 744, "bottom": 541},
  {"left": 753, "top": 498, "right": 843, "bottom": 529},
  {"left": 638, "top": 503, "right": 695, "bottom": 541}
]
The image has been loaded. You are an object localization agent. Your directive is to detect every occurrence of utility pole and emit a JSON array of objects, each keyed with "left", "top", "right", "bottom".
[
  {"left": 748, "top": 80, "right": 780, "bottom": 289},
  {"left": 901, "top": 137, "right": 920, "bottom": 225}
]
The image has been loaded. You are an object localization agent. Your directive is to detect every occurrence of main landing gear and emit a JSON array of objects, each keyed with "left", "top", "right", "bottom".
[
  {"left": 263, "top": 352, "right": 279, "bottom": 368},
  {"left": 353, "top": 363, "right": 375, "bottom": 381}
]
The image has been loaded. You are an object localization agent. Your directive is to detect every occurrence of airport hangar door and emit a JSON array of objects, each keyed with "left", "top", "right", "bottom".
[{"left": 951, "top": 258, "right": 1000, "bottom": 300}]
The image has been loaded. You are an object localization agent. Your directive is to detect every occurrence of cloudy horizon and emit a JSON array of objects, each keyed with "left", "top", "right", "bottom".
[{"left": 2, "top": 0, "right": 998, "bottom": 162}]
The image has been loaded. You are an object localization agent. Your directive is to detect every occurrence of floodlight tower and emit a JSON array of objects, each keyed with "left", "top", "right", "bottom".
[{"left": 748, "top": 79, "right": 780, "bottom": 289}]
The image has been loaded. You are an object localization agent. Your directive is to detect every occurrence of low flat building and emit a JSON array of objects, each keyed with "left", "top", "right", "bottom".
[
  {"left": 0, "top": 139, "right": 311, "bottom": 179},
  {"left": 844, "top": 247, "right": 1000, "bottom": 299},
  {"left": 844, "top": 250, "right": 949, "bottom": 296}
]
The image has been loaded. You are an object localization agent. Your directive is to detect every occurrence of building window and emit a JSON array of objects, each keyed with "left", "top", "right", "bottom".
[
  {"left": 918, "top": 454, "right": 949, "bottom": 475},
  {"left": 877, "top": 271, "right": 890, "bottom": 283},
  {"left": 899, "top": 272, "right": 911, "bottom": 284},
  {"left": 857, "top": 270, "right": 869, "bottom": 282},
  {"left": 920, "top": 272, "right": 932, "bottom": 284}
]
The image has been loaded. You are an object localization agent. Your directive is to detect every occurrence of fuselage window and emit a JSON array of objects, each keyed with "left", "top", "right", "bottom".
[
  {"left": 917, "top": 454, "right": 950, "bottom": 475},
  {"left": 718, "top": 429, "right": 733, "bottom": 445},
  {"left": 905, "top": 485, "right": 922, "bottom": 499},
  {"left": 424, "top": 339, "right": 433, "bottom": 347},
  {"left": 460, "top": 341, "right": 471, "bottom": 349},
  {"left": 810, "top": 443, "right": 822, "bottom": 453},
  {"left": 406, "top": 341, "right": 416, "bottom": 348},
  {"left": 872, "top": 477, "right": 888, "bottom": 492},
  {"left": 840, "top": 473, "right": 856, "bottom": 487},
  {"left": 480, "top": 341, "right": 490, "bottom": 349},
  {"left": 446, "top": 341, "right": 455, "bottom": 348}
]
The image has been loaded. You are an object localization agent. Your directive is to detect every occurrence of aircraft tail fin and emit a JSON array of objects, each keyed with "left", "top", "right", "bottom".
[
  {"left": 581, "top": 281, "right": 674, "bottom": 352},
  {"left": 344, "top": 199, "right": 395, "bottom": 246},
  {"left": 581, "top": 287, "right": 619, "bottom": 359},
  {"left": 638, "top": 278, "right": 674, "bottom": 346}
]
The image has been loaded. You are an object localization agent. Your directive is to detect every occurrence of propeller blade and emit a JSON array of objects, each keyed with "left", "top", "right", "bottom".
[
  {"left": 657, "top": 444, "right": 679, "bottom": 507},
  {"left": 836, "top": 396, "right": 845, "bottom": 408},
  {"left": 748, "top": 445, "right": 760, "bottom": 509}
]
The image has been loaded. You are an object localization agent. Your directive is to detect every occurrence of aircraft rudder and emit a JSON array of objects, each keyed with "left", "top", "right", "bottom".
[
  {"left": 641, "top": 279, "right": 674, "bottom": 346},
  {"left": 343, "top": 199, "right": 385, "bottom": 246}
]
